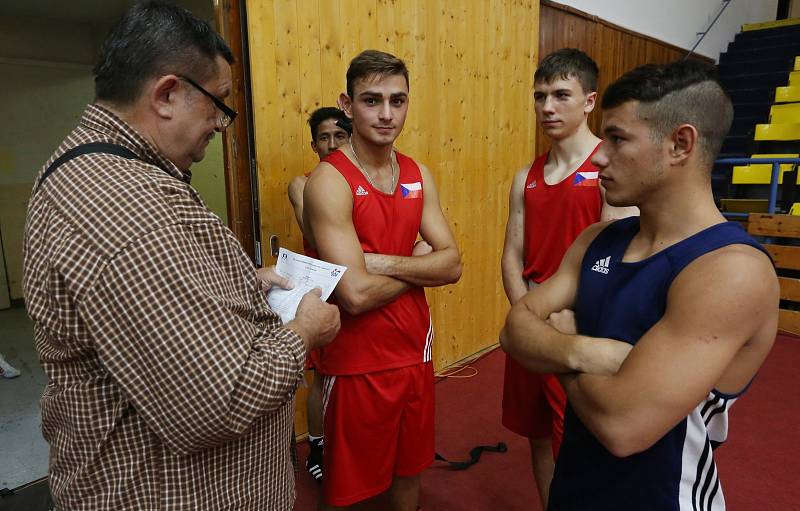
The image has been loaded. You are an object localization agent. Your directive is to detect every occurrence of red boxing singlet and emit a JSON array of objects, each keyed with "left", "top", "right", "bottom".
[
  {"left": 522, "top": 144, "right": 603, "bottom": 283},
  {"left": 317, "top": 150, "right": 432, "bottom": 375}
]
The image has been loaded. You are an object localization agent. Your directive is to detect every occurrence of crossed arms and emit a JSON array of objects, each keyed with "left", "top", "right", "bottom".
[
  {"left": 303, "top": 161, "right": 461, "bottom": 315},
  {"left": 500, "top": 222, "right": 778, "bottom": 457}
]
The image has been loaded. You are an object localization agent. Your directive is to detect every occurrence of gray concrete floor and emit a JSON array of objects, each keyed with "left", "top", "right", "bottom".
[{"left": 0, "top": 306, "right": 49, "bottom": 490}]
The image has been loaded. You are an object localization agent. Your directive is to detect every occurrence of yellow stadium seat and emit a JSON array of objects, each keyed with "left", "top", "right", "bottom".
[
  {"left": 790, "top": 203, "right": 800, "bottom": 216},
  {"left": 732, "top": 154, "right": 800, "bottom": 184},
  {"left": 790, "top": 71, "right": 800, "bottom": 86},
  {"left": 755, "top": 123, "right": 800, "bottom": 140},
  {"left": 770, "top": 103, "right": 800, "bottom": 123},
  {"left": 796, "top": 56, "right": 800, "bottom": 71},
  {"left": 776, "top": 86, "right": 800, "bottom": 103}
]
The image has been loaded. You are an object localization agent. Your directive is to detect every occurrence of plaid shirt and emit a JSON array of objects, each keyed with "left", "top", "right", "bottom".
[{"left": 23, "top": 105, "right": 305, "bottom": 510}]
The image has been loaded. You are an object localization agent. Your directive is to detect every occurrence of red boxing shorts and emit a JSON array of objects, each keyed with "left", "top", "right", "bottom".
[
  {"left": 501, "top": 354, "right": 567, "bottom": 458},
  {"left": 321, "top": 363, "right": 435, "bottom": 506}
]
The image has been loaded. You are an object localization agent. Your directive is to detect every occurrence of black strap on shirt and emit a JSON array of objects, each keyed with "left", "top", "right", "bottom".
[
  {"left": 35, "top": 142, "right": 139, "bottom": 194},
  {"left": 434, "top": 442, "right": 507, "bottom": 470}
]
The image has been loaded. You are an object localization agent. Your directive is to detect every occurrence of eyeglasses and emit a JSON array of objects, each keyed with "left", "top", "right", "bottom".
[{"left": 179, "top": 75, "right": 238, "bottom": 130}]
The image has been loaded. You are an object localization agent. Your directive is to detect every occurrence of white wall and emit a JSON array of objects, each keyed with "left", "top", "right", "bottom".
[{"left": 558, "top": 0, "right": 779, "bottom": 61}]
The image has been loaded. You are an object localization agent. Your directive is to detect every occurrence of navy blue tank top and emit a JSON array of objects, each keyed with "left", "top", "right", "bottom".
[{"left": 549, "top": 216, "right": 767, "bottom": 511}]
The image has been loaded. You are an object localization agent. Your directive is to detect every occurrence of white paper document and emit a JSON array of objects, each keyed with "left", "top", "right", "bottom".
[{"left": 267, "top": 248, "right": 347, "bottom": 324}]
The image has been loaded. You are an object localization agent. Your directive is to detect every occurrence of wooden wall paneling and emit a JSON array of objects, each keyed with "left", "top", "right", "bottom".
[
  {"left": 297, "top": 1, "right": 323, "bottom": 176},
  {"left": 319, "top": 1, "right": 345, "bottom": 106}
]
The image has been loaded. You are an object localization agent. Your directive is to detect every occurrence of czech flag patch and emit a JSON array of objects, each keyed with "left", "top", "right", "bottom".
[
  {"left": 400, "top": 182, "right": 422, "bottom": 198},
  {"left": 573, "top": 171, "right": 599, "bottom": 187}
]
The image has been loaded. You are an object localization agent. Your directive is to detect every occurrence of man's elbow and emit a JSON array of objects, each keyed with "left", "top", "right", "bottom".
[
  {"left": 446, "top": 259, "right": 463, "bottom": 284},
  {"left": 337, "top": 291, "right": 371, "bottom": 316},
  {"left": 440, "top": 247, "right": 463, "bottom": 284},
  {"left": 593, "top": 419, "right": 655, "bottom": 458},
  {"left": 499, "top": 326, "right": 513, "bottom": 354}
]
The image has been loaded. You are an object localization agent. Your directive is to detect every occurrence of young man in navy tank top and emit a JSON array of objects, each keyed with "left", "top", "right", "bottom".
[
  {"left": 288, "top": 106, "right": 351, "bottom": 484},
  {"left": 304, "top": 50, "right": 462, "bottom": 511},
  {"left": 501, "top": 48, "right": 637, "bottom": 508},
  {"left": 501, "top": 60, "right": 778, "bottom": 510}
]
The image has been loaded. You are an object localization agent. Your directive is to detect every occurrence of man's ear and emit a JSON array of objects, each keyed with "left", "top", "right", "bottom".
[
  {"left": 669, "top": 124, "right": 698, "bottom": 165},
  {"left": 151, "top": 75, "right": 181, "bottom": 120},
  {"left": 310, "top": 140, "right": 319, "bottom": 155},
  {"left": 584, "top": 91, "right": 598, "bottom": 114},
  {"left": 338, "top": 92, "right": 353, "bottom": 119}
]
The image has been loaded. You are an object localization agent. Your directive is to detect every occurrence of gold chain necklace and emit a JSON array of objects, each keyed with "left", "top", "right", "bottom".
[{"left": 349, "top": 139, "right": 397, "bottom": 193}]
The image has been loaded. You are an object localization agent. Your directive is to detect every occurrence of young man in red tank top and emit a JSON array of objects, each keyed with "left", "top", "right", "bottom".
[
  {"left": 500, "top": 48, "right": 637, "bottom": 507},
  {"left": 304, "top": 50, "right": 462, "bottom": 511},
  {"left": 288, "top": 106, "right": 351, "bottom": 484}
]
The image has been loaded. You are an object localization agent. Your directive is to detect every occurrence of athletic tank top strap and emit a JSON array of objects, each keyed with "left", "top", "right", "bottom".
[
  {"left": 663, "top": 221, "right": 770, "bottom": 279},
  {"left": 324, "top": 149, "right": 364, "bottom": 193},
  {"left": 524, "top": 153, "right": 547, "bottom": 188}
]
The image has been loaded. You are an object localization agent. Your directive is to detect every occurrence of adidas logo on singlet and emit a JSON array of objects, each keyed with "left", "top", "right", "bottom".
[
  {"left": 355, "top": 185, "right": 369, "bottom": 196},
  {"left": 526, "top": 180, "right": 537, "bottom": 189},
  {"left": 591, "top": 256, "right": 611, "bottom": 274}
]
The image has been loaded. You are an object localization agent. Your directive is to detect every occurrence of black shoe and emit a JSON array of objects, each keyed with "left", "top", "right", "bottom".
[{"left": 306, "top": 440, "right": 323, "bottom": 483}]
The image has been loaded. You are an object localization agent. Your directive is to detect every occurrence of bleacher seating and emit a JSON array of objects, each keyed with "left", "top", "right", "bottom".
[{"left": 716, "top": 20, "right": 800, "bottom": 212}]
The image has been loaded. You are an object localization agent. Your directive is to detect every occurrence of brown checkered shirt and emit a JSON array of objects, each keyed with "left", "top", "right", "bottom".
[{"left": 23, "top": 105, "right": 305, "bottom": 510}]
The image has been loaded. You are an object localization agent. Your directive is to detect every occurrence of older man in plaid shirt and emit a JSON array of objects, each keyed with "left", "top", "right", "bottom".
[{"left": 22, "top": 2, "right": 340, "bottom": 509}]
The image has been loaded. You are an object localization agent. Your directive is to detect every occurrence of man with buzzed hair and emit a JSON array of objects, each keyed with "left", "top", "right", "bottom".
[
  {"left": 502, "top": 60, "right": 777, "bottom": 510},
  {"left": 288, "top": 106, "right": 351, "bottom": 484},
  {"left": 22, "top": 2, "right": 339, "bottom": 509},
  {"left": 501, "top": 48, "right": 635, "bottom": 507},
  {"left": 304, "top": 49, "right": 462, "bottom": 510}
]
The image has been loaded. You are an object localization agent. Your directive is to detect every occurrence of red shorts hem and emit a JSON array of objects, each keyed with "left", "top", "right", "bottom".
[
  {"left": 395, "top": 455, "right": 434, "bottom": 478},
  {"left": 501, "top": 415, "right": 549, "bottom": 439},
  {"left": 324, "top": 482, "right": 393, "bottom": 507}
]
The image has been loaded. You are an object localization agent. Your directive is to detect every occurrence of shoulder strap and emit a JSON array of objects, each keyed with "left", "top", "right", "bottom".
[{"left": 35, "top": 142, "right": 139, "bottom": 194}]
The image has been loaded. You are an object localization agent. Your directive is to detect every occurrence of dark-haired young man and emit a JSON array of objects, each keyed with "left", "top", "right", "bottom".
[
  {"left": 304, "top": 50, "right": 462, "bottom": 510},
  {"left": 22, "top": 2, "right": 340, "bottom": 509},
  {"left": 288, "top": 106, "right": 351, "bottom": 484},
  {"left": 501, "top": 48, "right": 635, "bottom": 507},
  {"left": 501, "top": 60, "right": 778, "bottom": 510}
]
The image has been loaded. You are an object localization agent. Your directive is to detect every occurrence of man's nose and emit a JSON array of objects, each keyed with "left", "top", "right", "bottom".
[
  {"left": 542, "top": 96, "right": 556, "bottom": 113},
  {"left": 378, "top": 101, "right": 392, "bottom": 120},
  {"left": 592, "top": 142, "right": 609, "bottom": 168}
]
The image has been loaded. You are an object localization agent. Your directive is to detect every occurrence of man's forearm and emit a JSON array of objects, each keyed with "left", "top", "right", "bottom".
[
  {"left": 501, "top": 260, "right": 528, "bottom": 305},
  {"left": 365, "top": 247, "right": 461, "bottom": 287},
  {"left": 559, "top": 372, "right": 644, "bottom": 457},
  {"left": 502, "top": 302, "right": 631, "bottom": 375},
  {"left": 501, "top": 304, "right": 588, "bottom": 373},
  {"left": 337, "top": 271, "right": 411, "bottom": 315}
]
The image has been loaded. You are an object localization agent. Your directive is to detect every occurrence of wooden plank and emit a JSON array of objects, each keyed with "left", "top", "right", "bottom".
[
  {"left": 778, "top": 308, "right": 800, "bottom": 336},
  {"left": 214, "top": 0, "right": 255, "bottom": 258},
  {"left": 764, "top": 243, "right": 800, "bottom": 270},
  {"left": 748, "top": 213, "right": 800, "bottom": 237},
  {"left": 779, "top": 276, "right": 800, "bottom": 302}
]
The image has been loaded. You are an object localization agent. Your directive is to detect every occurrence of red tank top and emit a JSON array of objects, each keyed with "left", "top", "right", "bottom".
[
  {"left": 522, "top": 144, "right": 602, "bottom": 283},
  {"left": 317, "top": 150, "right": 432, "bottom": 375}
]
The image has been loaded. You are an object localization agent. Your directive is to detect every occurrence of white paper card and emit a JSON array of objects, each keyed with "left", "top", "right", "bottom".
[{"left": 267, "top": 248, "right": 346, "bottom": 324}]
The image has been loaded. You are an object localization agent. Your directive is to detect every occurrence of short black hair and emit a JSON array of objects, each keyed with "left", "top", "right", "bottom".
[
  {"left": 602, "top": 59, "right": 733, "bottom": 165},
  {"left": 308, "top": 107, "right": 350, "bottom": 140},
  {"left": 94, "top": 0, "right": 234, "bottom": 106},
  {"left": 346, "top": 50, "right": 409, "bottom": 98},
  {"left": 535, "top": 48, "right": 598, "bottom": 93}
]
